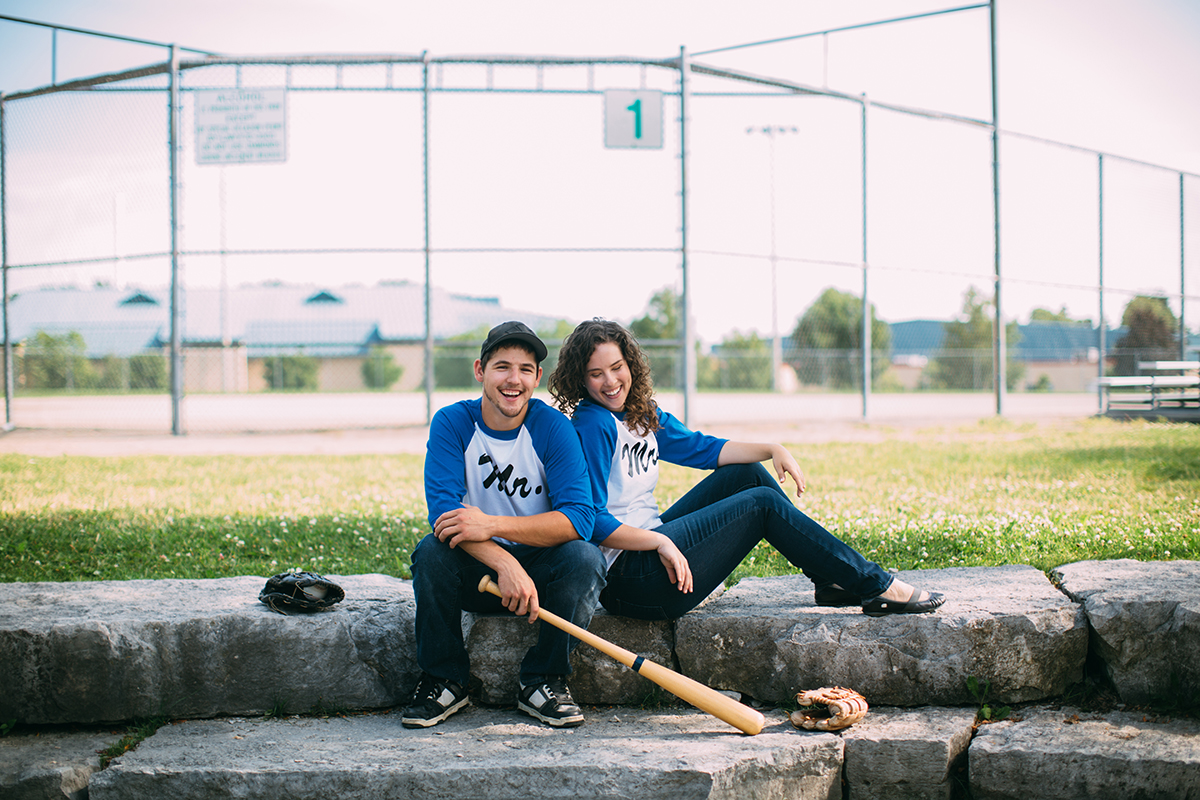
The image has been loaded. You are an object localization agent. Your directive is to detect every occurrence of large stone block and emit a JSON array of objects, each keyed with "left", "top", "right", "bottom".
[
  {"left": 0, "top": 575, "right": 418, "bottom": 725},
  {"left": 840, "top": 706, "right": 976, "bottom": 800},
  {"left": 464, "top": 608, "right": 676, "bottom": 706},
  {"left": 674, "top": 567, "right": 1086, "bottom": 706},
  {"left": 1052, "top": 559, "right": 1200, "bottom": 704},
  {"left": 969, "top": 705, "right": 1200, "bottom": 800},
  {"left": 0, "top": 728, "right": 118, "bottom": 800},
  {"left": 90, "top": 708, "right": 844, "bottom": 800}
]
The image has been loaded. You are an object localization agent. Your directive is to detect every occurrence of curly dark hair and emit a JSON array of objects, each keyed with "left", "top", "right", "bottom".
[{"left": 548, "top": 318, "right": 660, "bottom": 436}]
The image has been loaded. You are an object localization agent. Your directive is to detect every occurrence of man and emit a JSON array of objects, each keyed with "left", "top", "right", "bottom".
[{"left": 404, "top": 321, "right": 606, "bottom": 729}]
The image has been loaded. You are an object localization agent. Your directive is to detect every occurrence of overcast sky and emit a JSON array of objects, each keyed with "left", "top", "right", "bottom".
[
  {"left": 1, "top": 0, "right": 1197, "bottom": 335},
  {"left": 3, "top": 0, "right": 1197, "bottom": 171}
]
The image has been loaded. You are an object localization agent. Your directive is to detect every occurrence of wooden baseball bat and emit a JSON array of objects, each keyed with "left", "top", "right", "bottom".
[{"left": 477, "top": 576, "right": 765, "bottom": 735}]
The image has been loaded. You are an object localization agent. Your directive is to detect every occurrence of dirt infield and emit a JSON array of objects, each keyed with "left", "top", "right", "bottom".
[{"left": 0, "top": 392, "right": 1102, "bottom": 456}]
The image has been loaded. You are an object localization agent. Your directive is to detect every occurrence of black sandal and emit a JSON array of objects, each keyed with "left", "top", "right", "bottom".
[
  {"left": 861, "top": 587, "right": 945, "bottom": 617},
  {"left": 815, "top": 584, "right": 860, "bottom": 607}
]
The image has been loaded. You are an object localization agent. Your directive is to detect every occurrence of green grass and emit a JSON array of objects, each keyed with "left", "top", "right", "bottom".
[{"left": 1, "top": 418, "right": 1197, "bottom": 584}]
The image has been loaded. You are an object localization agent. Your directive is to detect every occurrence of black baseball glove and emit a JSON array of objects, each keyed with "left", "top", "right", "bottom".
[{"left": 259, "top": 571, "right": 345, "bottom": 614}]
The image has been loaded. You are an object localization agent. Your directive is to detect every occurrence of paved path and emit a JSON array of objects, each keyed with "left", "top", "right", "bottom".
[{"left": 0, "top": 392, "right": 1101, "bottom": 456}]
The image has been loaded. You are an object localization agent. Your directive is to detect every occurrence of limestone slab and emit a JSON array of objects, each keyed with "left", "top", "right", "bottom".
[
  {"left": 1052, "top": 559, "right": 1200, "bottom": 704},
  {"left": 674, "top": 567, "right": 1087, "bottom": 706},
  {"left": 969, "top": 705, "right": 1200, "bottom": 800},
  {"left": 840, "top": 706, "right": 977, "bottom": 800},
  {"left": 0, "top": 574, "right": 418, "bottom": 724},
  {"left": 89, "top": 708, "right": 844, "bottom": 800},
  {"left": 0, "top": 728, "right": 118, "bottom": 800},
  {"left": 464, "top": 609, "right": 676, "bottom": 705}
]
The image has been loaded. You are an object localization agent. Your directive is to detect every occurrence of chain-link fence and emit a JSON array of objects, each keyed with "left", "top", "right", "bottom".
[{"left": 2, "top": 16, "right": 1198, "bottom": 434}]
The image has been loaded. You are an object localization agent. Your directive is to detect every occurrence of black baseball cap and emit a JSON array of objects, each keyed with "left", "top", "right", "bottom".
[{"left": 480, "top": 321, "right": 548, "bottom": 363}]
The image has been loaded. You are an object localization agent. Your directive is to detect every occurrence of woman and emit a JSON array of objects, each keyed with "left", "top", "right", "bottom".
[{"left": 547, "top": 318, "right": 944, "bottom": 620}]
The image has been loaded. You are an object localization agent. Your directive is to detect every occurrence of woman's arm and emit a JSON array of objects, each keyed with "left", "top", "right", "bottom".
[
  {"left": 717, "top": 441, "right": 807, "bottom": 496},
  {"left": 601, "top": 524, "right": 693, "bottom": 593}
]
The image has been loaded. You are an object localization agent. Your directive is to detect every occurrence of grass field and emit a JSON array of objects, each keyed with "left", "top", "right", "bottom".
[{"left": 1, "top": 417, "right": 1197, "bottom": 584}]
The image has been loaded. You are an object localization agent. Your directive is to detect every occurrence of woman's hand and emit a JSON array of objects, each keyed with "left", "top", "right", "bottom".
[
  {"left": 656, "top": 535, "right": 693, "bottom": 594},
  {"left": 770, "top": 444, "right": 807, "bottom": 496}
]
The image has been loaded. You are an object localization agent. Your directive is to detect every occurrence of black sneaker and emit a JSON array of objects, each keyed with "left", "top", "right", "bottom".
[
  {"left": 517, "top": 677, "right": 584, "bottom": 728},
  {"left": 402, "top": 674, "right": 469, "bottom": 728}
]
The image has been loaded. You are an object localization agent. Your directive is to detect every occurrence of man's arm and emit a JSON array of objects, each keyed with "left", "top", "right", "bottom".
[{"left": 433, "top": 506, "right": 578, "bottom": 548}]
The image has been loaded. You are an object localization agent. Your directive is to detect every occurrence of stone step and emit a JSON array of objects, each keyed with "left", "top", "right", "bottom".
[
  {"left": 6, "top": 704, "right": 1198, "bottom": 800},
  {"left": 1, "top": 564, "right": 1098, "bottom": 725}
]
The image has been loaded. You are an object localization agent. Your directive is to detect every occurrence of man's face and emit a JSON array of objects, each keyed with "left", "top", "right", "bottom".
[{"left": 475, "top": 344, "right": 542, "bottom": 430}]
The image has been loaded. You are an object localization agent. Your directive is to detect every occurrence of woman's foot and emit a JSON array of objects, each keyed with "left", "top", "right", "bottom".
[{"left": 862, "top": 580, "right": 945, "bottom": 617}]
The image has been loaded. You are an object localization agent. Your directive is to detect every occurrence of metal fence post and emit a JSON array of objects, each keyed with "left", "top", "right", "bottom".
[
  {"left": 1181, "top": 172, "right": 1187, "bottom": 361},
  {"left": 422, "top": 50, "right": 434, "bottom": 425},
  {"left": 860, "top": 92, "right": 871, "bottom": 419},
  {"left": 989, "top": 0, "right": 1004, "bottom": 414},
  {"left": 1097, "top": 154, "right": 1105, "bottom": 410},
  {"left": 0, "top": 92, "right": 11, "bottom": 430},
  {"left": 679, "top": 46, "right": 695, "bottom": 428},
  {"left": 169, "top": 44, "right": 183, "bottom": 435}
]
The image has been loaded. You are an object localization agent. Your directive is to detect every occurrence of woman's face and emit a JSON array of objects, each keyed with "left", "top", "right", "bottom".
[{"left": 584, "top": 341, "right": 631, "bottom": 413}]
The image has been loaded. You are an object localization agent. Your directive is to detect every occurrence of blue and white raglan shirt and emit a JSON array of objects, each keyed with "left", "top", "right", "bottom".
[
  {"left": 424, "top": 398, "right": 597, "bottom": 544},
  {"left": 570, "top": 398, "right": 727, "bottom": 567}
]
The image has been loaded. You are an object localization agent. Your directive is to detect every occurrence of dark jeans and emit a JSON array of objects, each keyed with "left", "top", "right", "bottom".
[
  {"left": 600, "top": 463, "right": 893, "bottom": 620},
  {"left": 410, "top": 534, "right": 607, "bottom": 687}
]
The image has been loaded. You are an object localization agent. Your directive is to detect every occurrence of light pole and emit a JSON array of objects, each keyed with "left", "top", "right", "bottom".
[{"left": 746, "top": 125, "right": 797, "bottom": 391}]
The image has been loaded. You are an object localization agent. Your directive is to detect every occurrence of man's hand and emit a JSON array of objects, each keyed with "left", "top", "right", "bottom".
[
  {"left": 434, "top": 505, "right": 500, "bottom": 548},
  {"left": 495, "top": 562, "right": 540, "bottom": 622}
]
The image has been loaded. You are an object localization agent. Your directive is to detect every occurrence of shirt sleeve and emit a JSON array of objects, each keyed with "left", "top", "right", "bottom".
[
  {"left": 423, "top": 403, "right": 471, "bottom": 529},
  {"left": 655, "top": 409, "right": 727, "bottom": 470},
  {"left": 570, "top": 402, "right": 625, "bottom": 541},
  {"left": 526, "top": 402, "right": 598, "bottom": 541}
]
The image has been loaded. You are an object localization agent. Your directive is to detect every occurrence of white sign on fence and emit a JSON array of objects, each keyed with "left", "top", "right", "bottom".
[
  {"left": 604, "top": 90, "right": 663, "bottom": 149},
  {"left": 195, "top": 89, "right": 287, "bottom": 164}
]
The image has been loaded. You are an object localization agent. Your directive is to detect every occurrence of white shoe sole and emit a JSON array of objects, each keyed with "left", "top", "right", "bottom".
[
  {"left": 401, "top": 697, "right": 469, "bottom": 728},
  {"left": 517, "top": 699, "right": 584, "bottom": 727}
]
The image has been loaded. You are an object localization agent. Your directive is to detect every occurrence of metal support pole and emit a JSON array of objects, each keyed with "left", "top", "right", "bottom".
[
  {"left": 1181, "top": 172, "right": 1187, "bottom": 361},
  {"left": 51, "top": 28, "right": 57, "bottom": 85},
  {"left": 1097, "top": 154, "right": 1106, "bottom": 409},
  {"left": 1, "top": 93, "right": 12, "bottom": 430},
  {"left": 422, "top": 50, "right": 434, "bottom": 425},
  {"left": 169, "top": 45, "right": 183, "bottom": 435},
  {"left": 860, "top": 93, "right": 871, "bottom": 419},
  {"left": 989, "top": 0, "right": 1004, "bottom": 414},
  {"left": 679, "top": 46, "right": 695, "bottom": 427},
  {"left": 769, "top": 130, "right": 780, "bottom": 392}
]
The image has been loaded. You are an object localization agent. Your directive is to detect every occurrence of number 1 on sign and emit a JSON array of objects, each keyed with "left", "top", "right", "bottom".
[{"left": 626, "top": 98, "right": 643, "bottom": 140}]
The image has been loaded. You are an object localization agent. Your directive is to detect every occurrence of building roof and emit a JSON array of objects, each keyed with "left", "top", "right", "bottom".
[{"left": 6, "top": 282, "right": 556, "bottom": 358}]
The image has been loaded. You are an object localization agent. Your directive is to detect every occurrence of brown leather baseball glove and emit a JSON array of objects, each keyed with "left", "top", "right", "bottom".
[{"left": 789, "top": 686, "right": 868, "bottom": 731}]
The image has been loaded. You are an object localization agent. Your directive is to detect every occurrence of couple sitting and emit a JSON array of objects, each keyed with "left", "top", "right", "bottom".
[{"left": 403, "top": 319, "right": 944, "bottom": 729}]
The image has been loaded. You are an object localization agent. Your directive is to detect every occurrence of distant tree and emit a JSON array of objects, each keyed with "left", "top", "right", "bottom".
[
  {"left": 1030, "top": 306, "right": 1091, "bottom": 326},
  {"left": 702, "top": 330, "right": 771, "bottom": 390},
  {"left": 1112, "top": 295, "right": 1178, "bottom": 375},
  {"left": 630, "top": 287, "right": 684, "bottom": 389},
  {"left": 23, "top": 331, "right": 97, "bottom": 390},
  {"left": 265, "top": 353, "right": 319, "bottom": 390},
  {"left": 789, "top": 287, "right": 891, "bottom": 388},
  {"left": 925, "top": 287, "right": 1023, "bottom": 391},
  {"left": 433, "top": 325, "right": 490, "bottom": 389},
  {"left": 361, "top": 346, "right": 404, "bottom": 390},
  {"left": 128, "top": 353, "right": 168, "bottom": 390}
]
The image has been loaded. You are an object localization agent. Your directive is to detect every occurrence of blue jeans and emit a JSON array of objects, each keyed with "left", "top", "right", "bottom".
[
  {"left": 410, "top": 534, "right": 607, "bottom": 687},
  {"left": 599, "top": 463, "right": 893, "bottom": 620}
]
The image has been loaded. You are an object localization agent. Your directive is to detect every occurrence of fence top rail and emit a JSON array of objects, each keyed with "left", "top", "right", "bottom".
[{"left": 1138, "top": 361, "right": 1200, "bottom": 372}]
